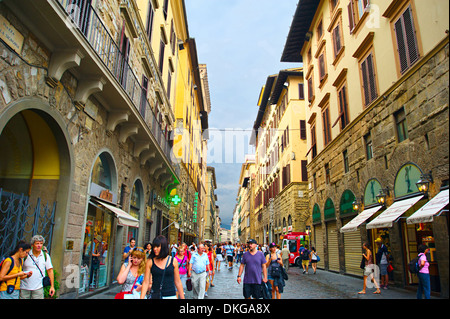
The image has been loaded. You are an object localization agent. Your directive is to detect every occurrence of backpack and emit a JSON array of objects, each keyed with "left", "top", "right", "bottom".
[
  {"left": 408, "top": 253, "right": 423, "bottom": 274},
  {"left": 301, "top": 249, "right": 310, "bottom": 260},
  {"left": 0, "top": 257, "right": 19, "bottom": 283}
]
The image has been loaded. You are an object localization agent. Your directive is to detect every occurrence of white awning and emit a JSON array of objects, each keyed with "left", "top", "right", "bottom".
[
  {"left": 407, "top": 189, "right": 449, "bottom": 224},
  {"left": 366, "top": 195, "right": 423, "bottom": 229},
  {"left": 93, "top": 200, "right": 140, "bottom": 228},
  {"left": 340, "top": 206, "right": 382, "bottom": 233}
]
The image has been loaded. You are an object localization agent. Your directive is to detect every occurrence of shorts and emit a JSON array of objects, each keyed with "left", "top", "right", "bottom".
[
  {"left": 243, "top": 283, "right": 262, "bottom": 299},
  {"left": 302, "top": 259, "right": 309, "bottom": 266},
  {"left": 227, "top": 256, "right": 233, "bottom": 263},
  {"left": 380, "top": 263, "right": 388, "bottom": 276},
  {"left": 311, "top": 260, "right": 318, "bottom": 263},
  {"left": 216, "top": 254, "right": 223, "bottom": 262},
  {"left": 364, "top": 266, "right": 375, "bottom": 277}
]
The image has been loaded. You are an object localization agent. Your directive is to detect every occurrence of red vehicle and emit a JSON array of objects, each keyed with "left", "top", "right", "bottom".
[{"left": 281, "top": 232, "right": 310, "bottom": 267}]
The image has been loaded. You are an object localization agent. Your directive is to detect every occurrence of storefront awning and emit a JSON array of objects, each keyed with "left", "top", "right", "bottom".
[
  {"left": 366, "top": 195, "right": 423, "bottom": 229},
  {"left": 340, "top": 206, "right": 382, "bottom": 233},
  {"left": 407, "top": 189, "right": 449, "bottom": 224},
  {"left": 93, "top": 200, "right": 139, "bottom": 228}
]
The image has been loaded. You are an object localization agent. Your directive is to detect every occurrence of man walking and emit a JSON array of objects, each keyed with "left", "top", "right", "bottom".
[
  {"left": 237, "top": 239, "right": 268, "bottom": 299},
  {"left": 224, "top": 241, "right": 235, "bottom": 270},
  {"left": 281, "top": 244, "right": 290, "bottom": 271},
  {"left": 188, "top": 243, "right": 210, "bottom": 299},
  {"left": 20, "top": 235, "right": 55, "bottom": 299}
]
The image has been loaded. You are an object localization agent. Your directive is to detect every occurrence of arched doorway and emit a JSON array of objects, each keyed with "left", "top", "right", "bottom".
[{"left": 0, "top": 106, "right": 72, "bottom": 262}]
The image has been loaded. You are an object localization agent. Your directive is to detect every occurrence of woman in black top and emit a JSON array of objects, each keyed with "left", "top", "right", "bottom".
[{"left": 140, "top": 235, "right": 185, "bottom": 299}]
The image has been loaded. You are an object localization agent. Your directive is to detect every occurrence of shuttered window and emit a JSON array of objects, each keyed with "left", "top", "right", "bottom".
[
  {"left": 394, "top": 5, "right": 419, "bottom": 74},
  {"left": 322, "top": 106, "right": 332, "bottom": 146},
  {"left": 301, "top": 160, "right": 308, "bottom": 182},
  {"left": 300, "top": 120, "right": 307, "bottom": 140},
  {"left": 361, "top": 53, "right": 377, "bottom": 106},
  {"left": 308, "top": 76, "right": 314, "bottom": 102},
  {"left": 319, "top": 54, "right": 326, "bottom": 81},
  {"left": 333, "top": 24, "right": 342, "bottom": 58},
  {"left": 298, "top": 83, "right": 305, "bottom": 100}
]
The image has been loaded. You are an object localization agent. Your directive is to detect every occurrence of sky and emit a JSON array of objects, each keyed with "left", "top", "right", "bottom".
[{"left": 184, "top": 0, "right": 300, "bottom": 229}]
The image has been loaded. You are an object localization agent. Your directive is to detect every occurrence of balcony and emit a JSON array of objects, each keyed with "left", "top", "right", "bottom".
[{"left": 4, "top": 0, "right": 179, "bottom": 187}]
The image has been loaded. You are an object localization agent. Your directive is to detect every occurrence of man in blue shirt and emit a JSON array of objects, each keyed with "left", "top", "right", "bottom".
[
  {"left": 224, "top": 241, "right": 235, "bottom": 270},
  {"left": 188, "top": 243, "right": 210, "bottom": 299}
]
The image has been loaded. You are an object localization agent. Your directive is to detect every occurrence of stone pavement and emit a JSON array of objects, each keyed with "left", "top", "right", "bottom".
[{"left": 85, "top": 261, "right": 433, "bottom": 299}]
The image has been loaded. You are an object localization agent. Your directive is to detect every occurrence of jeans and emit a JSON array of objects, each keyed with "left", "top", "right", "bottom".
[{"left": 417, "top": 272, "right": 430, "bottom": 299}]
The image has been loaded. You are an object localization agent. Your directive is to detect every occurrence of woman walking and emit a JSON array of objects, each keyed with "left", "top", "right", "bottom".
[
  {"left": 174, "top": 245, "right": 188, "bottom": 298},
  {"left": 416, "top": 244, "right": 431, "bottom": 299},
  {"left": 140, "top": 235, "right": 185, "bottom": 299},
  {"left": 265, "top": 243, "right": 284, "bottom": 299},
  {"left": 116, "top": 247, "right": 146, "bottom": 298},
  {"left": 359, "top": 242, "right": 381, "bottom": 295},
  {"left": 0, "top": 241, "right": 32, "bottom": 299},
  {"left": 215, "top": 243, "right": 223, "bottom": 271},
  {"left": 310, "top": 247, "right": 318, "bottom": 274}
]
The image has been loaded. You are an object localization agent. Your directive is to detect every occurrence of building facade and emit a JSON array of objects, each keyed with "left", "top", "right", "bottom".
[
  {"left": 0, "top": 0, "right": 211, "bottom": 298},
  {"left": 282, "top": 0, "right": 449, "bottom": 297},
  {"left": 250, "top": 68, "right": 310, "bottom": 245}
]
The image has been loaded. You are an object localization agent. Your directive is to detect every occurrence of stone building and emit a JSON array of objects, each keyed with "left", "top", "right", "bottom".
[
  {"left": 0, "top": 0, "right": 209, "bottom": 298},
  {"left": 281, "top": 0, "right": 449, "bottom": 297},
  {"left": 250, "top": 68, "right": 310, "bottom": 245}
]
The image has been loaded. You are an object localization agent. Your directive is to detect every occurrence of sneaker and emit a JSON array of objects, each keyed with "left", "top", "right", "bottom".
[{"left": 204, "top": 292, "right": 208, "bottom": 297}]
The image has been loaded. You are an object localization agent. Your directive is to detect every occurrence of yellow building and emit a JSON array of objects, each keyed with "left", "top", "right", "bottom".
[
  {"left": 250, "top": 68, "right": 309, "bottom": 245},
  {"left": 282, "top": 0, "right": 449, "bottom": 296}
]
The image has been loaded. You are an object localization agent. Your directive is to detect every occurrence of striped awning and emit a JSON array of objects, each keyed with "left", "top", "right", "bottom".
[{"left": 407, "top": 189, "right": 449, "bottom": 224}]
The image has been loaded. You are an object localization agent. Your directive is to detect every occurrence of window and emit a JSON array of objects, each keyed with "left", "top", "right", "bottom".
[
  {"left": 348, "top": 0, "right": 370, "bottom": 33},
  {"left": 332, "top": 24, "right": 342, "bottom": 58},
  {"left": 307, "top": 76, "right": 314, "bottom": 102},
  {"left": 322, "top": 106, "right": 332, "bottom": 146},
  {"left": 334, "top": 84, "right": 349, "bottom": 130},
  {"left": 343, "top": 150, "right": 349, "bottom": 173},
  {"left": 163, "top": 0, "right": 169, "bottom": 20},
  {"left": 301, "top": 160, "right": 308, "bottom": 181},
  {"left": 159, "top": 38, "right": 165, "bottom": 74},
  {"left": 325, "top": 163, "right": 331, "bottom": 184},
  {"left": 146, "top": 1, "right": 154, "bottom": 43},
  {"left": 395, "top": 107, "right": 408, "bottom": 142},
  {"left": 394, "top": 5, "right": 419, "bottom": 74},
  {"left": 299, "top": 83, "right": 305, "bottom": 100},
  {"left": 300, "top": 120, "right": 307, "bottom": 140},
  {"left": 360, "top": 52, "right": 378, "bottom": 106},
  {"left": 364, "top": 132, "right": 373, "bottom": 160},
  {"left": 310, "top": 123, "right": 317, "bottom": 158},
  {"left": 318, "top": 53, "right": 326, "bottom": 81},
  {"left": 317, "top": 19, "right": 323, "bottom": 40}
]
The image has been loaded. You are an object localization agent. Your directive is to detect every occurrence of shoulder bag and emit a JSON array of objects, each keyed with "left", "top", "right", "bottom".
[
  {"left": 115, "top": 274, "right": 139, "bottom": 299},
  {"left": 28, "top": 253, "right": 51, "bottom": 288}
]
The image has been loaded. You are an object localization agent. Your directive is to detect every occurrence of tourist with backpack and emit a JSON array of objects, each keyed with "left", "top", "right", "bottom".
[
  {"left": 0, "top": 241, "right": 32, "bottom": 299},
  {"left": 416, "top": 244, "right": 431, "bottom": 299},
  {"left": 301, "top": 245, "right": 311, "bottom": 274}
]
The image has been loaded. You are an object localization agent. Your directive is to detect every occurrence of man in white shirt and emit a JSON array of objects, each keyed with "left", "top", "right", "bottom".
[
  {"left": 188, "top": 244, "right": 210, "bottom": 299},
  {"left": 20, "top": 235, "right": 55, "bottom": 299}
]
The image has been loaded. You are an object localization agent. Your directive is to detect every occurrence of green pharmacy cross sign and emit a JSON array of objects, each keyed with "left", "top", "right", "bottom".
[{"left": 171, "top": 195, "right": 181, "bottom": 205}]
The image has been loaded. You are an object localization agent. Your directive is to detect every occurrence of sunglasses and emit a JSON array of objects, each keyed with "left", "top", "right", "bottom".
[{"left": 133, "top": 248, "right": 145, "bottom": 253}]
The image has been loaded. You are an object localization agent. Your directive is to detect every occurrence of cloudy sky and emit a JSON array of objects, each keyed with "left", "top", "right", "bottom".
[{"left": 184, "top": 0, "right": 300, "bottom": 228}]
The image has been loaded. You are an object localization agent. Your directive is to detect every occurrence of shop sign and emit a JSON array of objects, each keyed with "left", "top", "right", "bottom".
[
  {"left": 193, "top": 192, "right": 199, "bottom": 223},
  {"left": 99, "top": 189, "right": 113, "bottom": 202},
  {"left": 394, "top": 163, "right": 421, "bottom": 198},
  {"left": 0, "top": 15, "right": 24, "bottom": 54},
  {"left": 364, "top": 179, "right": 382, "bottom": 206}
]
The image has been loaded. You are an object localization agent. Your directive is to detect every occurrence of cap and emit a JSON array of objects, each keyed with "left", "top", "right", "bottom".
[
  {"left": 247, "top": 239, "right": 257, "bottom": 244},
  {"left": 375, "top": 238, "right": 382, "bottom": 243},
  {"left": 269, "top": 242, "right": 277, "bottom": 248}
]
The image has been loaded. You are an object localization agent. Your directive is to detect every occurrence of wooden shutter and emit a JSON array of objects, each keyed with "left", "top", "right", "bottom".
[
  {"left": 395, "top": 6, "right": 419, "bottom": 73},
  {"left": 299, "top": 83, "right": 305, "bottom": 100},
  {"left": 319, "top": 54, "right": 326, "bottom": 80},
  {"left": 301, "top": 160, "right": 308, "bottom": 182},
  {"left": 333, "top": 25, "right": 341, "bottom": 57},
  {"left": 361, "top": 54, "right": 377, "bottom": 106},
  {"left": 348, "top": 1, "right": 356, "bottom": 33},
  {"left": 308, "top": 77, "right": 314, "bottom": 102},
  {"left": 300, "top": 120, "right": 307, "bottom": 140}
]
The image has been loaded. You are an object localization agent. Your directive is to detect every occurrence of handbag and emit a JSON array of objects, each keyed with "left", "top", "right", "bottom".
[
  {"left": 316, "top": 254, "right": 320, "bottom": 262},
  {"left": 115, "top": 275, "right": 139, "bottom": 299},
  {"left": 28, "top": 253, "right": 51, "bottom": 288},
  {"left": 150, "top": 257, "right": 171, "bottom": 299},
  {"left": 387, "top": 263, "right": 394, "bottom": 273},
  {"left": 360, "top": 255, "right": 366, "bottom": 270},
  {"left": 186, "top": 278, "right": 192, "bottom": 291}
]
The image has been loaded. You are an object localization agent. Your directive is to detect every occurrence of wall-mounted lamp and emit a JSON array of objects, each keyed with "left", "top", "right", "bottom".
[
  {"left": 416, "top": 171, "right": 433, "bottom": 195},
  {"left": 376, "top": 187, "right": 390, "bottom": 207},
  {"left": 352, "top": 196, "right": 363, "bottom": 212},
  {"left": 305, "top": 31, "right": 313, "bottom": 42}
]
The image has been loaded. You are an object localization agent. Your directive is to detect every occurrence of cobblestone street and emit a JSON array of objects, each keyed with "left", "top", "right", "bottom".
[{"left": 87, "top": 261, "right": 426, "bottom": 300}]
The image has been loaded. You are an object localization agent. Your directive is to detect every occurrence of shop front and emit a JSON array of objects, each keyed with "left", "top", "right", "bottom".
[
  {"left": 324, "top": 198, "right": 339, "bottom": 272},
  {"left": 364, "top": 163, "right": 448, "bottom": 296},
  {"left": 312, "top": 204, "right": 325, "bottom": 269}
]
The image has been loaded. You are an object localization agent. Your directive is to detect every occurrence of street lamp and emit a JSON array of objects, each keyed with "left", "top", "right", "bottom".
[
  {"left": 376, "top": 187, "right": 390, "bottom": 207},
  {"left": 416, "top": 171, "right": 433, "bottom": 195}
]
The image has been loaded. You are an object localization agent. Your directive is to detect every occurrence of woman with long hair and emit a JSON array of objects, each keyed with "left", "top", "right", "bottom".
[
  {"left": 359, "top": 242, "right": 381, "bottom": 295},
  {"left": 265, "top": 243, "right": 284, "bottom": 299},
  {"left": 0, "top": 241, "right": 32, "bottom": 299},
  {"left": 140, "top": 235, "right": 185, "bottom": 299},
  {"left": 117, "top": 246, "right": 147, "bottom": 298}
]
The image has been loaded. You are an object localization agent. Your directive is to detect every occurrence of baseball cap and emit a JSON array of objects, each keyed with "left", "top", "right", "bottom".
[{"left": 247, "top": 239, "right": 257, "bottom": 244}]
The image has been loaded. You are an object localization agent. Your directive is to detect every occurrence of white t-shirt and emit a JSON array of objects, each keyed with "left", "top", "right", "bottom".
[{"left": 21, "top": 251, "right": 53, "bottom": 290}]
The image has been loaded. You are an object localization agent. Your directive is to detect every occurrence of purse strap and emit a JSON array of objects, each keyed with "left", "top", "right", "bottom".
[
  {"left": 159, "top": 257, "right": 171, "bottom": 293},
  {"left": 128, "top": 273, "right": 140, "bottom": 293}
]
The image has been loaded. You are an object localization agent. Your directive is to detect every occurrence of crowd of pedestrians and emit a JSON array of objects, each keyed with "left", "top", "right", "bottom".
[{"left": 0, "top": 234, "right": 432, "bottom": 299}]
